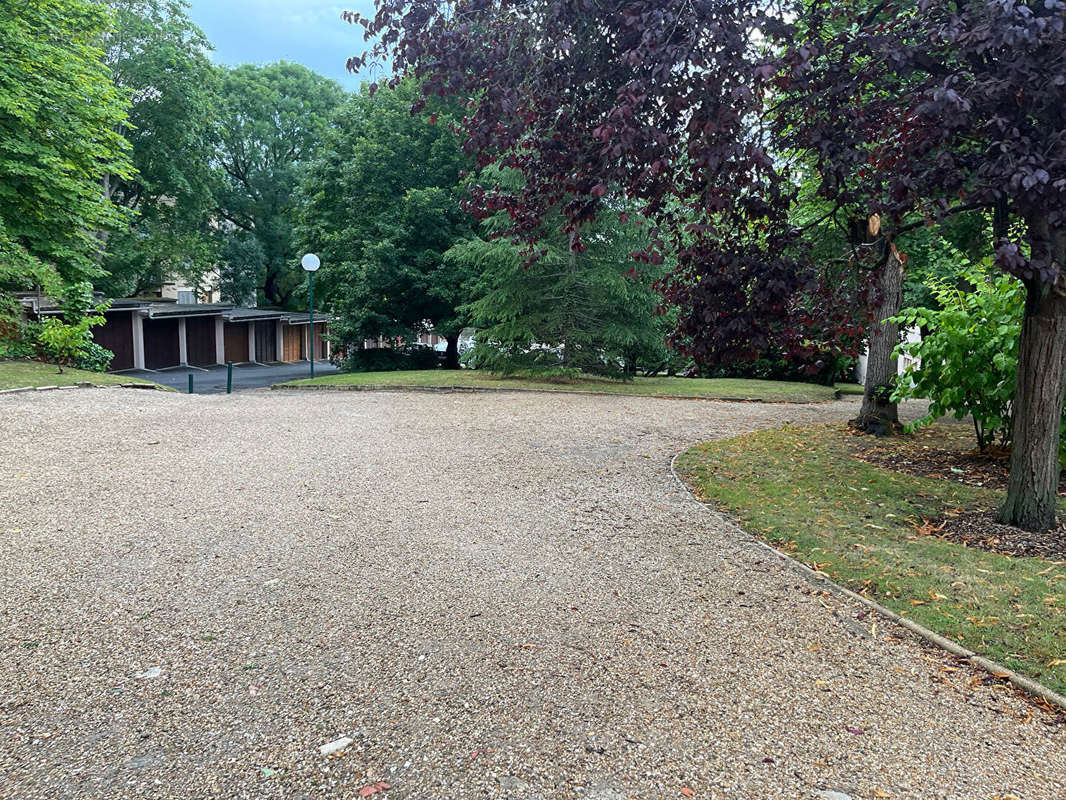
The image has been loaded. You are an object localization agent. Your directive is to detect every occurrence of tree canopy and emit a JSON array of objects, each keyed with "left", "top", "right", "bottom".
[
  {"left": 97, "top": 0, "right": 220, "bottom": 299},
  {"left": 0, "top": 0, "right": 132, "bottom": 306},
  {"left": 299, "top": 79, "right": 474, "bottom": 365},
  {"left": 215, "top": 62, "right": 346, "bottom": 307},
  {"left": 452, "top": 200, "right": 670, "bottom": 378}
]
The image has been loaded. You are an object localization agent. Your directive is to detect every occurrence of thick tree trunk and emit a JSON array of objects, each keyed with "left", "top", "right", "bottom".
[
  {"left": 444, "top": 334, "right": 460, "bottom": 370},
  {"left": 853, "top": 242, "right": 904, "bottom": 434},
  {"left": 999, "top": 216, "right": 1066, "bottom": 531}
]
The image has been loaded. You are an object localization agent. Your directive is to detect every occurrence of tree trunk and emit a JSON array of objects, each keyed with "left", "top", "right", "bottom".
[
  {"left": 444, "top": 334, "right": 460, "bottom": 370},
  {"left": 999, "top": 215, "right": 1066, "bottom": 531},
  {"left": 853, "top": 242, "right": 904, "bottom": 434}
]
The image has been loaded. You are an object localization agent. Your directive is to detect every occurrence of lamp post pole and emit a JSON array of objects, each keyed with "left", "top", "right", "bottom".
[{"left": 301, "top": 253, "right": 321, "bottom": 380}]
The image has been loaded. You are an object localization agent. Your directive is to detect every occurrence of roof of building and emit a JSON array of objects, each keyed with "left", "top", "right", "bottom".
[
  {"left": 222, "top": 307, "right": 287, "bottom": 322},
  {"left": 281, "top": 311, "right": 333, "bottom": 324},
  {"left": 147, "top": 303, "right": 234, "bottom": 318}
]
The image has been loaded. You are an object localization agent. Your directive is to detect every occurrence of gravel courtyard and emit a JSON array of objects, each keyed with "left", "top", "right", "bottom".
[{"left": 1, "top": 389, "right": 1063, "bottom": 800}]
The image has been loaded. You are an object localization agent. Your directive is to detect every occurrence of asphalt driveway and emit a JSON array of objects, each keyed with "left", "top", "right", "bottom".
[
  {"left": 0, "top": 389, "right": 1062, "bottom": 799},
  {"left": 120, "top": 360, "right": 338, "bottom": 393}
]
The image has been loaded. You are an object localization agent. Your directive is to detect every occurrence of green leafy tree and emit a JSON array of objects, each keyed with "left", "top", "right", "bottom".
[
  {"left": 0, "top": 0, "right": 132, "bottom": 307},
  {"left": 97, "top": 0, "right": 220, "bottom": 298},
  {"left": 299, "top": 79, "right": 474, "bottom": 366},
  {"left": 450, "top": 205, "right": 669, "bottom": 379},
  {"left": 215, "top": 63, "right": 345, "bottom": 307},
  {"left": 217, "top": 233, "right": 264, "bottom": 306}
]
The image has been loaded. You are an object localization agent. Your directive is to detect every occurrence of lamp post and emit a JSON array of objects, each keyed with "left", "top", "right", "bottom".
[{"left": 301, "top": 253, "right": 321, "bottom": 379}]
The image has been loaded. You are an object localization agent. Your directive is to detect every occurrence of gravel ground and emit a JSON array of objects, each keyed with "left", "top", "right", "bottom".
[{"left": 0, "top": 389, "right": 1062, "bottom": 800}]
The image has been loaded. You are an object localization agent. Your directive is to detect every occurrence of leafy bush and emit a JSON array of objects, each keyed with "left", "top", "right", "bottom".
[
  {"left": 339, "top": 345, "right": 440, "bottom": 372},
  {"left": 35, "top": 283, "right": 109, "bottom": 373},
  {"left": 0, "top": 317, "right": 40, "bottom": 360},
  {"left": 704, "top": 350, "right": 857, "bottom": 386},
  {"left": 73, "top": 342, "right": 114, "bottom": 372},
  {"left": 891, "top": 272, "right": 1023, "bottom": 450}
]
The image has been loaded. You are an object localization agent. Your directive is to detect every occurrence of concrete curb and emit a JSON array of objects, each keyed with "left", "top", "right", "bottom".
[
  {"left": 0, "top": 382, "right": 168, "bottom": 395},
  {"left": 269, "top": 382, "right": 836, "bottom": 405},
  {"left": 668, "top": 451, "right": 1066, "bottom": 713}
]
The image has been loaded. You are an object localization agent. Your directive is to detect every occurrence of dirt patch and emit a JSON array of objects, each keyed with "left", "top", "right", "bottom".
[
  {"left": 852, "top": 422, "right": 1066, "bottom": 495},
  {"left": 917, "top": 511, "right": 1066, "bottom": 561}
]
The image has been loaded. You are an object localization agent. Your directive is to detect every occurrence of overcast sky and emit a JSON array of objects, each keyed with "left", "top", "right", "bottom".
[{"left": 186, "top": 0, "right": 380, "bottom": 89}]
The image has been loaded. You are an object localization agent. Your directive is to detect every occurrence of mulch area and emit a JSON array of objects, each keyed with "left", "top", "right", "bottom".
[
  {"left": 850, "top": 423, "right": 1066, "bottom": 561},
  {"left": 853, "top": 422, "right": 1066, "bottom": 493},
  {"left": 916, "top": 511, "right": 1066, "bottom": 561}
]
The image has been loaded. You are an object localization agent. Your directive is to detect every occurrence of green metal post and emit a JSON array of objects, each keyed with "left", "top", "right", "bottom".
[
  {"left": 188, "top": 374, "right": 194, "bottom": 394},
  {"left": 308, "top": 270, "right": 315, "bottom": 380},
  {"left": 226, "top": 361, "right": 233, "bottom": 394}
]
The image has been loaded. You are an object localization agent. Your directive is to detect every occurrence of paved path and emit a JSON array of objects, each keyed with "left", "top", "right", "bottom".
[
  {"left": 0, "top": 389, "right": 1062, "bottom": 800},
  {"left": 120, "top": 360, "right": 338, "bottom": 393}
]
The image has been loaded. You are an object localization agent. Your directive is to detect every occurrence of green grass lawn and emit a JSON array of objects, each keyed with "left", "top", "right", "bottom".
[
  {"left": 0, "top": 359, "right": 154, "bottom": 390},
  {"left": 281, "top": 369, "right": 838, "bottom": 403},
  {"left": 676, "top": 422, "right": 1066, "bottom": 695},
  {"left": 834, "top": 382, "right": 866, "bottom": 396}
]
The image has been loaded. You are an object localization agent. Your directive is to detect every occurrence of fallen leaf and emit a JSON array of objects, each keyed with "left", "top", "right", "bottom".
[
  {"left": 680, "top": 789, "right": 695, "bottom": 798},
  {"left": 358, "top": 782, "right": 390, "bottom": 797}
]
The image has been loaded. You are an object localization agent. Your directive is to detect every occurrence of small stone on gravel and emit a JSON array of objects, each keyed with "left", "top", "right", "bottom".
[{"left": 319, "top": 736, "right": 354, "bottom": 756}]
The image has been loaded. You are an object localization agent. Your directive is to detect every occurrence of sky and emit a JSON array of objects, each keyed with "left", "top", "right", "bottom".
[{"left": 186, "top": 0, "right": 381, "bottom": 90}]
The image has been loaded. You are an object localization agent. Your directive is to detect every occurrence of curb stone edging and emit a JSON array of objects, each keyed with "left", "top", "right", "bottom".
[
  {"left": 668, "top": 451, "right": 1066, "bottom": 713},
  {"left": 269, "top": 382, "right": 837, "bottom": 405},
  {"left": 0, "top": 382, "right": 167, "bottom": 395}
]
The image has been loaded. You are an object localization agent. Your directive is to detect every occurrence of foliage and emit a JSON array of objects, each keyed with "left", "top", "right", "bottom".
[
  {"left": 449, "top": 204, "right": 669, "bottom": 379},
  {"left": 892, "top": 272, "right": 1024, "bottom": 451},
  {"left": 217, "top": 233, "right": 264, "bottom": 305},
  {"left": 676, "top": 422, "right": 1066, "bottom": 695},
  {"left": 73, "top": 342, "right": 116, "bottom": 373},
  {"left": 299, "top": 79, "right": 474, "bottom": 363},
  {"left": 338, "top": 345, "right": 440, "bottom": 373},
  {"left": 0, "top": 317, "right": 39, "bottom": 360},
  {"left": 0, "top": 0, "right": 132, "bottom": 302},
  {"left": 97, "top": 0, "right": 220, "bottom": 298},
  {"left": 35, "top": 285, "right": 109, "bottom": 374},
  {"left": 897, "top": 213, "right": 991, "bottom": 313},
  {"left": 215, "top": 62, "right": 345, "bottom": 307},
  {"left": 345, "top": 0, "right": 812, "bottom": 369}
]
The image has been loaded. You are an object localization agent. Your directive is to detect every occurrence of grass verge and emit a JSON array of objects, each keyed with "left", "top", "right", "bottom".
[
  {"left": 0, "top": 360, "right": 155, "bottom": 390},
  {"left": 835, "top": 382, "right": 866, "bottom": 396},
  {"left": 280, "top": 369, "right": 837, "bottom": 403},
  {"left": 675, "top": 421, "right": 1066, "bottom": 695}
]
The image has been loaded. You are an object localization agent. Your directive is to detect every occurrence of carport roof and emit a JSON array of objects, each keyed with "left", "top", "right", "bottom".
[
  {"left": 223, "top": 307, "right": 286, "bottom": 322},
  {"left": 147, "top": 303, "right": 233, "bottom": 318},
  {"left": 281, "top": 311, "right": 333, "bottom": 324}
]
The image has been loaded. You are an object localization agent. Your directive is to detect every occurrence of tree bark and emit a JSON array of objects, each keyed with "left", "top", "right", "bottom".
[
  {"left": 853, "top": 242, "right": 904, "bottom": 434},
  {"left": 999, "top": 215, "right": 1066, "bottom": 531},
  {"left": 444, "top": 334, "right": 460, "bottom": 370}
]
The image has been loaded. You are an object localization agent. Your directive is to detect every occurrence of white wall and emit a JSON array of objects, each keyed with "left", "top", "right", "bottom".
[{"left": 855, "top": 326, "right": 921, "bottom": 385}]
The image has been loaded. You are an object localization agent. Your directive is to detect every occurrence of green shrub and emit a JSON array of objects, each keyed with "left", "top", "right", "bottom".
[
  {"left": 35, "top": 283, "right": 109, "bottom": 373},
  {"left": 891, "top": 271, "right": 1022, "bottom": 450},
  {"left": 0, "top": 318, "right": 40, "bottom": 360},
  {"left": 340, "top": 345, "right": 440, "bottom": 373},
  {"left": 73, "top": 341, "right": 114, "bottom": 372}
]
